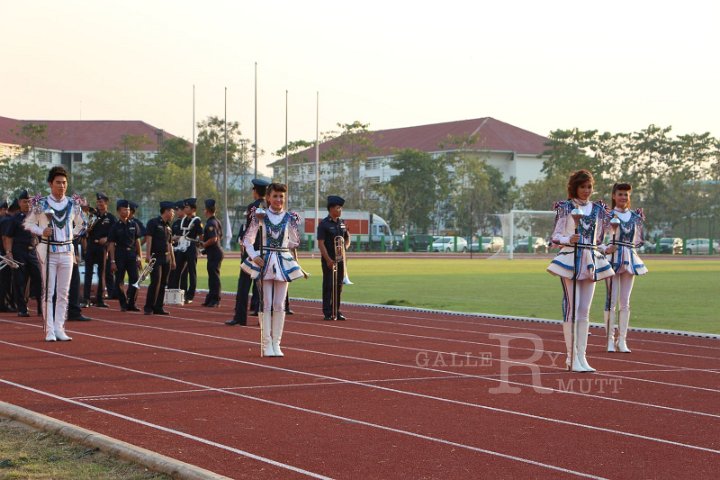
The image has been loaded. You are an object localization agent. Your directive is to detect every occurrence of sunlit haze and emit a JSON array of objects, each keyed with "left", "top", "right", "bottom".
[{"left": 3, "top": 0, "right": 718, "bottom": 174}]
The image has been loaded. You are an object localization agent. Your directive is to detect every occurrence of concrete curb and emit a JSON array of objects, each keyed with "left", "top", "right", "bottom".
[{"left": 0, "top": 401, "right": 231, "bottom": 480}]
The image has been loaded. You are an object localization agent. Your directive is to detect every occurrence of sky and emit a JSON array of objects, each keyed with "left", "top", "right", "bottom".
[{"left": 2, "top": 0, "right": 719, "bottom": 175}]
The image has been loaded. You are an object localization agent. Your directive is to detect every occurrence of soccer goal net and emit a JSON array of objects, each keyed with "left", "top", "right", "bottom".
[{"left": 488, "top": 210, "right": 556, "bottom": 260}]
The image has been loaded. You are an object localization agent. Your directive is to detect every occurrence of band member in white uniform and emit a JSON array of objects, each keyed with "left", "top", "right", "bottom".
[
  {"left": 603, "top": 182, "right": 648, "bottom": 353},
  {"left": 547, "top": 169, "right": 614, "bottom": 372},
  {"left": 241, "top": 183, "right": 305, "bottom": 357},
  {"left": 24, "top": 166, "right": 86, "bottom": 341}
]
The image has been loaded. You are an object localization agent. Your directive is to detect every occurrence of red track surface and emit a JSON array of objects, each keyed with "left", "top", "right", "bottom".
[{"left": 1, "top": 293, "right": 719, "bottom": 479}]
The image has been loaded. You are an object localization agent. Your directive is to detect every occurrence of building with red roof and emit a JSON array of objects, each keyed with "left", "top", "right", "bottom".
[
  {"left": 268, "top": 117, "right": 549, "bottom": 196},
  {"left": 0, "top": 115, "right": 176, "bottom": 171}
]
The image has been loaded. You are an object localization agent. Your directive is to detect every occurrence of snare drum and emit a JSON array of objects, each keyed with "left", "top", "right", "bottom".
[{"left": 164, "top": 288, "right": 185, "bottom": 305}]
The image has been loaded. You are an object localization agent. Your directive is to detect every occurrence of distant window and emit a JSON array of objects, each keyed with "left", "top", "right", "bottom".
[
  {"left": 365, "top": 158, "right": 380, "bottom": 170},
  {"left": 366, "top": 176, "right": 381, "bottom": 184},
  {"left": 73, "top": 153, "right": 82, "bottom": 162}
]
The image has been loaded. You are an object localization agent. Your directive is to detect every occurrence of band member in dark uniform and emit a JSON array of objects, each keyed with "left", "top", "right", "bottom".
[
  {"left": 317, "top": 195, "right": 351, "bottom": 321},
  {"left": 108, "top": 199, "right": 143, "bottom": 312},
  {"left": 2, "top": 191, "right": 42, "bottom": 317},
  {"left": 0, "top": 199, "right": 16, "bottom": 312},
  {"left": 201, "top": 199, "right": 223, "bottom": 307},
  {"left": 143, "top": 201, "right": 175, "bottom": 315},
  {"left": 226, "top": 179, "right": 267, "bottom": 325},
  {"left": 83, "top": 192, "right": 115, "bottom": 307},
  {"left": 169, "top": 198, "right": 203, "bottom": 304},
  {"left": 66, "top": 234, "right": 91, "bottom": 321}
]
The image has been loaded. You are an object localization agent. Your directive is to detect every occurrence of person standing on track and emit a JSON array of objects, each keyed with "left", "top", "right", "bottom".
[
  {"left": 602, "top": 182, "right": 648, "bottom": 353},
  {"left": 143, "top": 201, "right": 176, "bottom": 315},
  {"left": 83, "top": 192, "right": 115, "bottom": 308},
  {"left": 170, "top": 198, "right": 203, "bottom": 304},
  {"left": 226, "top": 178, "right": 267, "bottom": 326},
  {"left": 23, "top": 165, "right": 86, "bottom": 341},
  {"left": 241, "top": 183, "right": 305, "bottom": 357},
  {"left": 547, "top": 169, "right": 614, "bottom": 372},
  {"left": 317, "top": 195, "right": 351, "bottom": 321},
  {"left": 201, "top": 199, "right": 223, "bottom": 308},
  {"left": 108, "top": 199, "right": 143, "bottom": 312}
]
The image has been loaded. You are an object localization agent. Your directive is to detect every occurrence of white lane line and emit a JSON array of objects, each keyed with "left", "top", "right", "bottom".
[
  {"left": 4, "top": 329, "right": 720, "bottom": 457},
  {"left": 270, "top": 301, "right": 720, "bottom": 348},
  {"left": 129, "top": 312, "right": 720, "bottom": 394},
  {"left": 70, "top": 375, "right": 463, "bottom": 401},
  {"left": 6, "top": 317, "right": 720, "bottom": 419},
  {"left": 0, "top": 350, "right": 607, "bottom": 479},
  {"left": 0, "top": 378, "right": 333, "bottom": 480}
]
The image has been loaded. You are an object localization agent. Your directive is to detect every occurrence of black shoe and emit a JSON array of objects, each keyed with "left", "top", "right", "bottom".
[
  {"left": 286, "top": 309, "right": 295, "bottom": 315},
  {"left": 204, "top": 302, "right": 220, "bottom": 308},
  {"left": 225, "top": 319, "right": 246, "bottom": 326},
  {"left": 323, "top": 315, "right": 335, "bottom": 321},
  {"left": 249, "top": 310, "right": 259, "bottom": 316},
  {"left": 336, "top": 313, "right": 346, "bottom": 321},
  {"left": 68, "top": 315, "right": 91, "bottom": 321},
  {"left": 143, "top": 310, "right": 153, "bottom": 315},
  {"left": 127, "top": 306, "right": 141, "bottom": 312},
  {"left": 17, "top": 311, "right": 30, "bottom": 317},
  {"left": 96, "top": 302, "right": 109, "bottom": 308},
  {"left": 120, "top": 306, "right": 127, "bottom": 312},
  {"left": 153, "top": 310, "right": 170, "bottom": 315},
  {"left": 184, "top": 299, "right": 193, "bottom": 305}
]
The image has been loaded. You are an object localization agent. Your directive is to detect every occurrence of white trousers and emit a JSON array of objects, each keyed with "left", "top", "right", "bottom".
[
  {"left": 39, "top": 251, "right": 73, "bottom": 329},
  {"left": 607, "top": 272, "right": 635, "bottom": 312},
  {"left": 562, "top": 278, "right": 596, "bottom": 323},
  {"left": 262, "top": 280, "right": 288, "bottom": 312}
]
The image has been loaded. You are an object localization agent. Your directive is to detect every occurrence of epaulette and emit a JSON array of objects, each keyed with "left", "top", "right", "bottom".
[{"left": 635, "top": 208, "right": 645, "bottom": 222}]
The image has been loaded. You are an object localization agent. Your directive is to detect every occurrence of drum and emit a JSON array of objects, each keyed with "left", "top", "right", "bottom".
[{"left": 164, "top": 288, "right": 185, "bottom": 305}]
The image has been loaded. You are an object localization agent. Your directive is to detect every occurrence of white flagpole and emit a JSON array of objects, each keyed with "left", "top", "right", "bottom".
[
  {"left": 285, "top": 89, "right": 289, "bottom": 206},
  {"left": 192, "top": 85, "right": 197, "bottom": 198},
  {"left": 224, "top": 87, "right": 231, "bottom": 250},
  {"left": 254, "top": 61, "right": 258, "bottom": 178},
  {"left": 314, "top": 91, "right": 320, "bottom": 253}
]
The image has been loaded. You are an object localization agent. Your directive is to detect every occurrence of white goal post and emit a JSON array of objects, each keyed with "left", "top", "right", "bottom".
[{"left": 488, "top": 209, "right": 556, "bottom": 260}]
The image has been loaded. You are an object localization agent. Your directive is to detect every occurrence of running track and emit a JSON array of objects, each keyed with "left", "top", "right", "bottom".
[{"left": 1, "top": 295, "right": 719, "bottom": 479}]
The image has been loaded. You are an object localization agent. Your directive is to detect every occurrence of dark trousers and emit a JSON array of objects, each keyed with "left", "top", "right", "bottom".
[
  {"left": 67, "top": 261, "right": 83, "bottom": 319},
  {"left": 84, "top": 244, "right": 107, "bottom": 303},
  {"left": 144, "top": 261, "right": 170, "bottom": 313},
  {"left": 204, "top": 248, "right": 223, "bottom": 304},
  {"left": 232, "top": 262, "right": 260, "bottom": 323},
  {"left": 10, "top": 250, "right": 41, "bottom": 313},
  {"left": 115, "top": 254, "right": 139, "bottom": 308},
  {"left": 322, "top": 261, "right": 344, "bottom": 317},
  {"left": 169, "top": 249, "right": 197, "bottom": 300},
  {"left": 105, "top": 257, "right": 116, "bottom": 298},
  {"left": 0, "top": 258, "right": 15, "bottom": 310}
]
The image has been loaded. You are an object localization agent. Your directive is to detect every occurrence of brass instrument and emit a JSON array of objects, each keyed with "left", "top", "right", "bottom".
[
  {"left": 331, "top": 236, "right": 352, "bottom": 320},
  {"left": 0, "top": 254, "right": 23, "bottom": 270},
  {"left": 132, "top": 255, "right": 156, "bottom": 289}
]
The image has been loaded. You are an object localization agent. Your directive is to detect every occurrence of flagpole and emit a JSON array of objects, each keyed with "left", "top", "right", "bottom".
[
  {"left": 192, "top": 84, "right": 197, "bottom": 197},
  {"left": 285, "top": 89, "right": 289, "bottom": 205},
  {"left": 224, "top": 86, "right": 231, "bottom": 250},
  {"left": 314, "top": 91, "right": 320, "bottom": 253},
  {"left": 253, "top": 61, "right": 258, "bottom": 178}
]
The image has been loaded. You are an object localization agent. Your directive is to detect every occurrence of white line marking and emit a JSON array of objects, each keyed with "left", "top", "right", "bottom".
[
  {"left": 0, "top": 353, "right": 607, "bottom": 479},
  {"left": 0, "top": 378, "right": 333, "bottom": 480}
]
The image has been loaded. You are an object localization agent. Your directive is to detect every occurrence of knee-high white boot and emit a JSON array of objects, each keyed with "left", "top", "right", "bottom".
[
  {"left": 617, "top": 310, "right": 632, "bottom": 353},
  {"left": 562, "top": 322, "right": 585, "bottom": 372},
  {"left": 260, "top": 311, "right": 274, "bottom": 357},
  {"left": 44, "top": 308, "right": 56, "bottom": 342},
  {"left": 604, "top": 309, "right": 616, "bottom": 352},
  {"left": 54, "top": 315, "right": 72, "bottom": 341},
  {"left": 271, "top": 311, "right": 286, "bottom": 357},
  {"left": 576, "top": 321, "right": 595, "bottom": 372}
]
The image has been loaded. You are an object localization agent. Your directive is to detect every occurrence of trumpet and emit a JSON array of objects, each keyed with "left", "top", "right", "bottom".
[
  {"left": 0, "top": 253, "right": 24, "bottom": 270},
  {"left": 132, "top": 255, "right": 156, "bottom": 289},
  {"left": 331, "top": 236, "right": 352, "bottom": 320}
]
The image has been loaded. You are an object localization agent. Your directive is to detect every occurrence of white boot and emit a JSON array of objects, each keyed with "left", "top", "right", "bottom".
[
  {"left": 617, "top": 310, "right": 632, "bottom": 353},
  {"left": 271, "top": 311, "right": 286, "bottom": 357},
  {"left": 576, "top": 321, "right": 595, "bottom": 372},
  {"left": 604, "top": 309, "right": 616, "bottom": 352},
  {"left": 54, "top": 315, "right": 72, "bottom": 341},
  {"left": 44, "top": 309, "right": 56, "bottom": 342},
  {"left": 562, "top": 322, "right": 585, "bottom": 372},
  {"left": 260, "top": 311, "right": 274, "bottom": 357}
]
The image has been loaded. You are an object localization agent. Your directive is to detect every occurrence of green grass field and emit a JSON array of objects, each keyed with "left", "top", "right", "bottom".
[{"left": 193, "top": 257, "right": 720, "bottom": 334}]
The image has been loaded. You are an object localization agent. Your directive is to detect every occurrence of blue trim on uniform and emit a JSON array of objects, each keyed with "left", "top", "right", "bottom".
[
  {"left": 551, "top": 260, "right": 574, "bottom": 271},
  {"left": 596, "top": 264, "right": 612, "bottom": 273}
]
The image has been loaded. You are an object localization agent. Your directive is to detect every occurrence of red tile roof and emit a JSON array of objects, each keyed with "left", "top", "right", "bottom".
[
  {"left": 0, "top": 115, "right": 176, "bottom": 151},
  {"left": 269, "top": 117, "right": 549, "bottom": 166}
]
